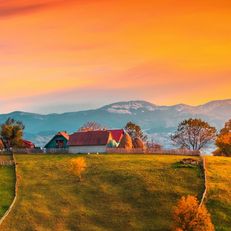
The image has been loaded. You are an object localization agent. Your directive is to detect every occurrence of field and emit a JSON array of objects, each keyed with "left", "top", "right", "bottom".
[
  {"left": 0, "top": 154, "right": 203, "bottom": 231},
  {"left": 206, "top": 157, "right": 231, "bottom": 231},
  {"left": 0, "top": 155, "right": 15, "bottom": 218}
]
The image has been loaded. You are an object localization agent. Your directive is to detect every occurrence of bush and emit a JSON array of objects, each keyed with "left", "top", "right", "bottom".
[
  {"left": 173, "top": 195, "right": 214, "bottom": 231},
  {"left": 214, "top": 133, "right": 231, "bottom": 156},
  {"left": 70, "top": 157, "right": 87, "bottom": 181}
]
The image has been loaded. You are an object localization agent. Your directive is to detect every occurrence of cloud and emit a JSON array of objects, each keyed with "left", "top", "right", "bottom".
[{"left": 0, "top": 0, "right": 75, "bottom": 18}]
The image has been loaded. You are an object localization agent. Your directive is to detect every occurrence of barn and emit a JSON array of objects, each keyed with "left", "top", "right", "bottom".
[
  {"left": 108, "top": 129, "right": 125, "bottom": 143},
  {"left": 44, "top": 131, "right": 69, "bottom": 149},
  {"left": 68, "top": 130, "right": 113, "bottom": 154}
]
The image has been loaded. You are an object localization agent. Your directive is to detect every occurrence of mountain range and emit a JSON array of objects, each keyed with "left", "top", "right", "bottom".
[{"left": 0, "top": 99, "right": 230, "bottom": 147}]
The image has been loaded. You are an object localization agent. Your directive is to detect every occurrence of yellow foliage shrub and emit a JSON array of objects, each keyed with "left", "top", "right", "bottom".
[
  {"left": 173, "top": 195, "right": 214, "bottom": 231},
  {"left": 215, "top": 133, "right": 231, "bottom": 156},
  {"left": 70, "top": 157, "right": 87, "bottom": 181}
]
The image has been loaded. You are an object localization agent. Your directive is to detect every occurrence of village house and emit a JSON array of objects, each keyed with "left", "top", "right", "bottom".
[
  {"left": 22, "top": 140, "right": 35, "bottom": 149},
  {"left": 44, "top": 131, "right": 69, "bottom": 149},
  {"left": 68, "top": 130, "right": 123, "bottom": 154},
  {"left": 108, "top": 129, "right": 125, "bottom": 143}
]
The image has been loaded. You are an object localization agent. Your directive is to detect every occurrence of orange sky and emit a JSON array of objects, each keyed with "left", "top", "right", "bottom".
[{"left": 0, "top": 0, "right": 230, "bottom": 113}]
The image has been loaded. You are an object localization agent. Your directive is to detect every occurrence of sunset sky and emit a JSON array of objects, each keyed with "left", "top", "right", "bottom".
[{"left": 0, "top": 0, "right": 230, "bottom": 113}]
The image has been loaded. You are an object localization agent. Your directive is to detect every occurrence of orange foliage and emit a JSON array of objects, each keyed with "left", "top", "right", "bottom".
[
  {"left": 215, "top": 133, "right": 231, "bottom": 156},
  {"left": 173, "top": 195, "right": 214, "bottom": 231},
  {"left": 70, "top": 157, "right": 87, "bottom": 181}
]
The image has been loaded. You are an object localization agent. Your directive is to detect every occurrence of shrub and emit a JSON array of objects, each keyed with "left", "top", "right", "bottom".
[
  {"left": 214, "top": 133, "right": 231, "bottom": 156},
  {"left": 70, "top": 157, "right": 87, "bottom": 181},
  {"left": 173, "top": 195, "right": 214, "bottom": 231}
]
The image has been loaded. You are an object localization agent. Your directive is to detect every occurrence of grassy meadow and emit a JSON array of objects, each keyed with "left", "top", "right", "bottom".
[
  {"left": 206, "top": 157, "right": 231, "bottom": 231},
  {"left": 0, "top": 154, "right": 203, "bottom": 231},
  {"left": 0, "top": 155, "right": 15, "bottom": 218}
]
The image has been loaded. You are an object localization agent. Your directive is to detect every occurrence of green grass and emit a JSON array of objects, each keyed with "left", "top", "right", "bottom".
[
  {"left": 0, "top": 155, "right": 15, "bottom": 218},
  {"left": 0, "top": 154, "right": 203, "bottom": 231},
  {"left": 206, "top": 157, "right": 231, "bottom": 231}
]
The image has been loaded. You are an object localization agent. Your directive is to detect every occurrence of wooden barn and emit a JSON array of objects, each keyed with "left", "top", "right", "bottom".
[
  {"left": 68, "top": 130, "right": 113, "bottom": 154},
  {"left": 108, "top": 129, "right": 125, "bottom": 143},
  {"left": 45, "top": 131, "right": 69, "bottom": 149}
]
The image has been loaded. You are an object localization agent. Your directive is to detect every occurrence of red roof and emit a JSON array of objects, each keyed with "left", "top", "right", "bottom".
[
  {"left": 108, "top": 129, "right": 125, "bottom": 143},
  {"left": 23, "top": 140, "right": 35, "bottom": 149},
  {"left": 68, "top": 130, "right": 111, "bottom": 146},
  {"left": 57, "top": 131, "right": 69, "bottom": 140}
]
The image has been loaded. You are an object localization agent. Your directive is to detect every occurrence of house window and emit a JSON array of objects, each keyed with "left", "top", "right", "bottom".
[{"left": 56, "top": 139, "right": 64, "bottom": 148}]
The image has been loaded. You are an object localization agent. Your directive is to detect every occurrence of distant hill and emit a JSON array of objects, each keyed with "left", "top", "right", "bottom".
[{"left": 0, "top": 99, "right": 230, "bottom": 147}]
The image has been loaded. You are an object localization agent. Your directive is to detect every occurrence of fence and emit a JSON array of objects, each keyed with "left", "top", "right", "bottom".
[
  {"left": 0, "top": 147, "right": 200, "bottom": 155},
  {"left": 106, "top": 148, "right": 200, "bottom": 156},
  {"left": 9, "top": 148, "right": 69, "bottom": 154},
  {"left": 199, "top": 157, "right": 208, "bottom": 207}
]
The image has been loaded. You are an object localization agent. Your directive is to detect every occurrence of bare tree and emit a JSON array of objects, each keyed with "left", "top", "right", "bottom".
[
  {"left": 171, "top": 118, "right": 217, "bottom": 151},
  {"left": 78, "top": 121, "right": 106, "bottom": 132}
]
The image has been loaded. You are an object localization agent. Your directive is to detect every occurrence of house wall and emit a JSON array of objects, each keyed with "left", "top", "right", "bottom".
[
  {"left": 69, "top": 145, "right": 107, "bottom": 154},
  {"left": 45, "top": 135, "right": 68, "bottom": 149}
]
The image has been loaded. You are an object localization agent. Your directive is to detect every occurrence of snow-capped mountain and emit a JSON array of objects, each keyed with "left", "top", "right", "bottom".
[{"left": 0, "top": 99, "right": 230, "bottom": 147}]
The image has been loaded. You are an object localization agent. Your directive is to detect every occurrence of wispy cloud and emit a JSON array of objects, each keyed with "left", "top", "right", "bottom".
[{"left": 0, "top": 0, "right": 74, "bottom": 18}]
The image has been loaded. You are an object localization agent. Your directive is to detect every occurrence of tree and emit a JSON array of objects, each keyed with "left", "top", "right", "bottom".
[
  {"left": 124, "top": 121, "right": 147, "bottom": 142},
  {"left": 118, "top": 133, "right": 133, "bottom": 149},
  {"left": 214, "top": 119, "right": 231, "bottom": 156},
  {"left": 0, "top": 118, "right": 25, "bottom": 149},
  {"left": 173, "top": 195, "right": 214, "bottom": 231},
  {"left": 78, "top": 121, "right": 106, "bottom": 132},
  {"left": 146, "top": 139, "right": 162, "bottom": 151},
  {"left": 70, "top": 157, "right": 87, "bottom": 181},
  {"left": 171, "top": 118, "right": 216, "bottom": 151},
  {"left": 219, "top": 119, "right": 231, "bottom": 135}
]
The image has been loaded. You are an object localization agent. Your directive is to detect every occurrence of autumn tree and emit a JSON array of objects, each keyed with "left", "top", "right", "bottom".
[
  {"left": 219, "top": 119, "right": 231, "bottom": 135},
  {"left": 171, "top": 118, "right": 217, "bottom": 151},
  {"left": 124, "top": 121, "right": 147, "bottom": 142},
  {"left": 78, "top": 121, "right": 106, "bottom": 132},
  {"left": 214, "top": 119, "right": 231, "bottom": 156},
  {"left": 173, "top": 195, "right": 214, "bottom": 231},
  {"left": 0, "top": 118, "right": 25, "bottom": 149}
]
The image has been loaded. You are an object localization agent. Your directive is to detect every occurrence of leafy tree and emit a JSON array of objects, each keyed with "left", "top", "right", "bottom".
[
  {"left": 171, "top": 118, "right": 216, "bottom": 151},
  {"left": 78, "top": 121, "right": 106, "bottom": 132},
  {"left": 219, "top": 119, "right": 231, "bottom": 135},
  {"left": 124, "top": 121, "right": 147, "bottom": 142},
  {"left": 118, "top": 133, "right": 133, "bottom": 149},
  {"left": 173, "top": 195, "right": 214, "bottom": 231},
  {"left": 0, "top": 118, "right": 25, "bottom": 149},
  {"left": 214, "top": 119, "right": 231, "bottom": 156}
]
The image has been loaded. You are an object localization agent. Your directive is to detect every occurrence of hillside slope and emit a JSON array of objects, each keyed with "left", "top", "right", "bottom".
[
  {"left": 206, "top": 157, "right": 231, "bottom": 231},
  {"left": 1, "top": 154, "right": 203, "bottom": 231}
]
